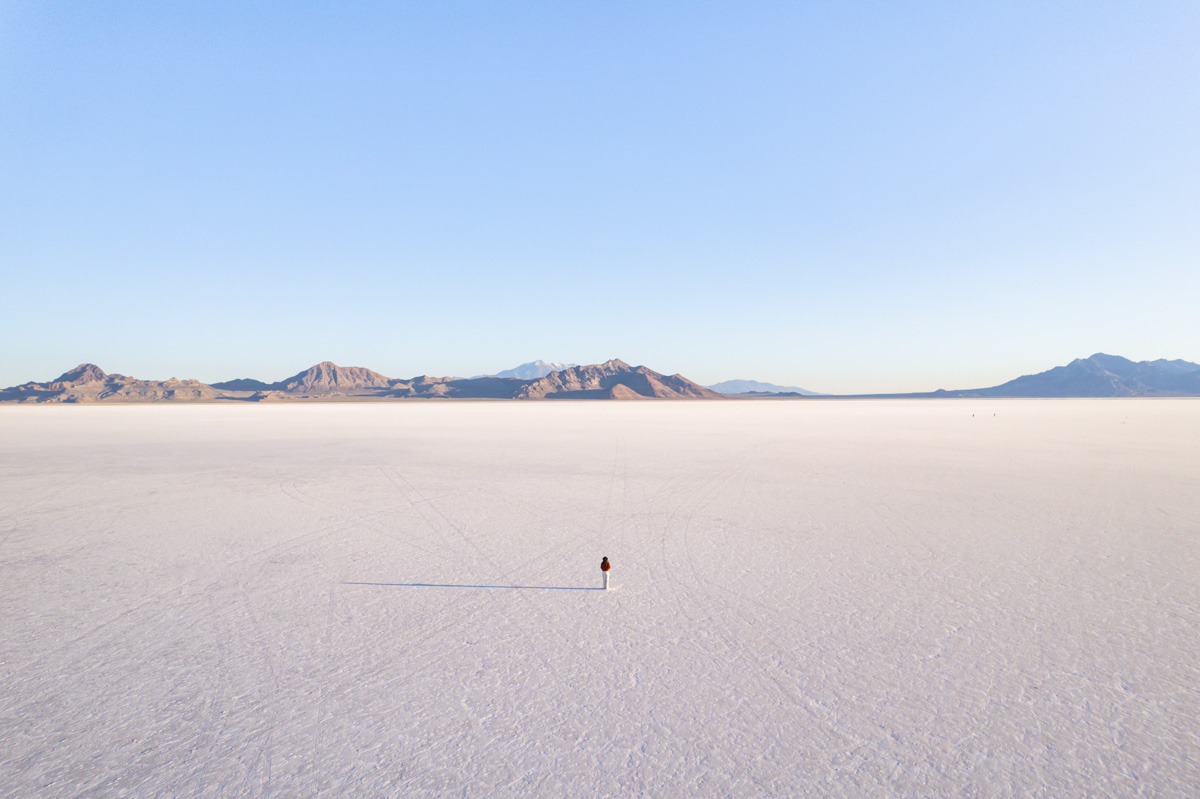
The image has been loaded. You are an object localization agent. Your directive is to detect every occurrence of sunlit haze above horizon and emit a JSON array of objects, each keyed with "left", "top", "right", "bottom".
[{"left": 2, "top": 2, "right": 1198, "bottom": 394}]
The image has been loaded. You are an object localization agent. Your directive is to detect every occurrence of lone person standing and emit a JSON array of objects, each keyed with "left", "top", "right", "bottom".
[{"left": 601, "top": 556, "right": 611, "bottom": 590}]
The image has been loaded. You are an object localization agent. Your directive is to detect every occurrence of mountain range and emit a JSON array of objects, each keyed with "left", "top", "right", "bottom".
[
  {"left": 3, "top": 353, "right": 1198, "bottom": 403},
  {"left": 3, "top": 363, "right": 226, "bottom": 403},
  {"left": 1, "top": 359, "right": 719, "bottom": 403},
  {"left": 478, "top": 360, "right": 576, "bottom": 380}
]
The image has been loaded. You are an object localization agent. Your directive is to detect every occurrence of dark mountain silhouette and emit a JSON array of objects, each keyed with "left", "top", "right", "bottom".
[{"left": 513, "top": 359, "right": 722, "bottom": 400}]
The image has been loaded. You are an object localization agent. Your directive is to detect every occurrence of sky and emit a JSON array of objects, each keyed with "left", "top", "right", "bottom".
[{"left": 2, "top": 2, "right": 1198, "bottom": 394}]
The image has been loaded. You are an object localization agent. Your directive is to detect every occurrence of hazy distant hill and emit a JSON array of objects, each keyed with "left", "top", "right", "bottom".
[
  {"left": 708, "top": 379, "right": 819, "bottom": 396},
  {"left": 962, "top": 354, "right": 1200, "bottom": 397},
  {"left": 514, "top": 359, "right": 722, "bottom": 400},
  {"left": 819, "top": 354, "right": 1200, "bottom": 398},
  {"left": 484, "top": 361, "right": 576, "bottom": 379},
  {"left": 855, "top": 354, "right": 1200, "bottom": 399}
]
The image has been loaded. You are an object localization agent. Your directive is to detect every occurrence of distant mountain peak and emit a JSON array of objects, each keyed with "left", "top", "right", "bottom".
[
  {"left": 276, "top": 362, "right": 393, "bottom": 394},
  {"left": 485, "top": 360, "right": 576, "bottom": 380},
  {"left": 53, "top": 363, "right": 108, "bottom": 385}
]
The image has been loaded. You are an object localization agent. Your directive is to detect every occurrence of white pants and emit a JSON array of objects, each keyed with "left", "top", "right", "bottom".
[{"left": 603, "top": 571, "right": 609, "bottom": 590}]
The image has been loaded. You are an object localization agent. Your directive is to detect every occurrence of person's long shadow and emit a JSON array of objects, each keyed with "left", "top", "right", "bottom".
[{"left": 342, "top": 581, "right": 602, "bottom": 591}]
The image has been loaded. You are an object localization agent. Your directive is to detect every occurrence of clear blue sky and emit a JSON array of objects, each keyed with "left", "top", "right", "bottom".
[{"left": 2, "top": 2, "right": 1197, "bottom": 393}]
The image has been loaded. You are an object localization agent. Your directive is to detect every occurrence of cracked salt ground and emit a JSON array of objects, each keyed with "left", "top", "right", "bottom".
[{"left": 1, "top": 400, "right": 1198, "bottom": 797}]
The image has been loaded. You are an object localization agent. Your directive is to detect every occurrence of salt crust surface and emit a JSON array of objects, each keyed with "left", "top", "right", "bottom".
[{"left": 1, "top": 400, "right": 1197, "bottom": 797}]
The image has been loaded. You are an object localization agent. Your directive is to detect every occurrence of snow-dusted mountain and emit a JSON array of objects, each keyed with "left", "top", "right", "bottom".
[
  {"left": 485, "top": 361, "right": 576, "bottom": 380},
  {"left": 708, "top": 379, "right": 819, "bottom": 396}
]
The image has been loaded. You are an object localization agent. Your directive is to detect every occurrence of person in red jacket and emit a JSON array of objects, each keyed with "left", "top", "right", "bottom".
[{"left": 601, "top": 556, "right": 611, "bottom": 590}]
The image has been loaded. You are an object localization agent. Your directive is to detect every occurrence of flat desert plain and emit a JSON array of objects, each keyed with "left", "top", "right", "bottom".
[{"left": 1, "top": 400, "right": 1197, "bottom": 797}]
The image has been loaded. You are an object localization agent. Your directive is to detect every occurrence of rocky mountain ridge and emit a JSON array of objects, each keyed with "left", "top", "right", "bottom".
[
  {"left": 4, "top": 365, "right": 223, "bottom": 403},
  {"left": 514, "top": 359, "right": 721, "bottom": 399}
]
